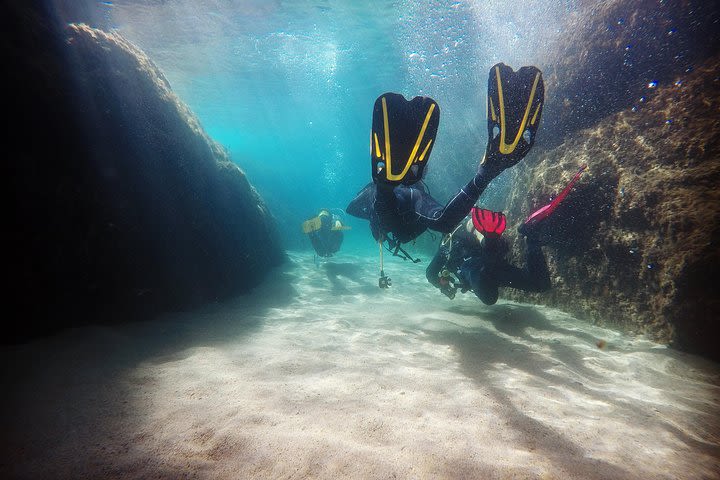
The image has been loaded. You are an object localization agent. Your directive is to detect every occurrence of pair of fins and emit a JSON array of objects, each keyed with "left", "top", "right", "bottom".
[
  {"left": 371, "top": 63, "right": 545, "bottom": 185},
  {"left": 469, "top": 162, "right": 588, "bottom": 239},
  {"left": 302, "top": 213, "right": 351, "bottom": 234}
]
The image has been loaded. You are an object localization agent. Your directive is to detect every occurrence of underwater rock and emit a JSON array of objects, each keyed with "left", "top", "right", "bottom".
[
  {"left": 503, "top": 55, "right": 720, "bottom": 360},
  {"left": 540, "top": 0, "right": 720, "bottom": 149},
  {"left": 6, "top": 3, "right": 285, "bottom": 341}
]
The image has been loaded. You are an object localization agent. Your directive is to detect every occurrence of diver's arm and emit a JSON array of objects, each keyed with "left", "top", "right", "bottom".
[{"left": 425, "top": 244, "right": 448, "bottom": 288}]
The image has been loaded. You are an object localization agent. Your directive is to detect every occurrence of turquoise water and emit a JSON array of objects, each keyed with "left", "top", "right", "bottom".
[
  {"left": 5, "top": 3, "right": 720, "bottom": 478},
  {"left": 98, "top": 0, "right": 582, "bottom": 252}
]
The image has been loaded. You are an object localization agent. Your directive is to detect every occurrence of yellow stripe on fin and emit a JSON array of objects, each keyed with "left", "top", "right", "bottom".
[
  {"left": 381, "top": 96, "right": 392, "bottom": 177},
  {"left": 497, "top": 68, "right": 541, "bottom": 154},
  {"left": 387, "top": 102, "right": 436, "bottom": 181},
  {"left": 531, "top": 102, "right": 542, "bottom": 126},
  {"left": 418, "top": 138, "right": 433, "bottom": 162}
]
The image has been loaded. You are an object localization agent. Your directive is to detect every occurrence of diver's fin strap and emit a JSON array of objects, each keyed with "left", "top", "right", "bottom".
[{"left": 371, "top": 92, "right": 440, "bottom": 185}]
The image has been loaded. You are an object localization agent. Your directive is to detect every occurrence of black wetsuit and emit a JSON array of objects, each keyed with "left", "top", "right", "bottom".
[
  {"left": 425, "top": 228, "right": 551, "bottom": 305},
  {"left": 346, "top": 166, "right": 499, "bottom": 244},
  {"left": 308, "top": 214, "right": 343, "bottom": 257}
]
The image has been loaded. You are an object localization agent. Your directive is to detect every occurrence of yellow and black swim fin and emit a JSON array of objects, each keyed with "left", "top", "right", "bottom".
[
  {"left": 370, "top": 92, "right": 440, "bottom": 185},
  {"left": 483, "top": 63, "right": 544, "bottom": 172},
  {"left": 301, "top": 216, "right": 322, "bottom": 234}
]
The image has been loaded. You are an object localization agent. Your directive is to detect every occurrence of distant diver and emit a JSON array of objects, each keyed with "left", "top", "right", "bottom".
[
  {"left": 426, "top": 165, "right": 587, "bottom": 303},
  {"left": 302, "top": 209, "right": 350, "bottom": 258},
  {"left": 346, "top": 63, "right": 545, "bottom": 288}
]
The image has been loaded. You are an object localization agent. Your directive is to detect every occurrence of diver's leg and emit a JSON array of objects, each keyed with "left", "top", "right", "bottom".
[
  {"left": 426, "top": 243, "right": 449, "bottom": 288},
  {"left": 413, "top": 166, "right": 500, "bottom": 233},
  {"left": 372, "top": 183, "right": 402, "bottom": 237},
  {"left": 524, "top": 240, "right": 551, "bottom": 292},
  {"left": 459, "top": 257, "right": 499, "bottom": 305},
  {"left": 494, "top": 239, "right": 551, "bottom": 292},
  {"left": 414, "top": 63, "right": 546, "bottom": 234}
]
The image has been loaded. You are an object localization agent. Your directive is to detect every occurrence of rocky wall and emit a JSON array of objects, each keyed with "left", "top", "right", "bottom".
[
  {"left": 540, "top": 0, "right": 720, "bottom": 149},
  {"left": 6, "top": 2, "right": 286, "bottom": 341},
  {"left": 503, "top": 56, "right": 720, "bottom": 360}
]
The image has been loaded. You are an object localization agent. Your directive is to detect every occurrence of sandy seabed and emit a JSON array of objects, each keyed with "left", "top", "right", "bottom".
[{"left": 1, "top": 251, "right": 719, "bottom": 480}]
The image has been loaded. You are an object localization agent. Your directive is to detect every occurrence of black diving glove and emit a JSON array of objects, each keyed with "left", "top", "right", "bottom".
[{"left": 439, "top": 280, "right": 457, "bottom": 299}]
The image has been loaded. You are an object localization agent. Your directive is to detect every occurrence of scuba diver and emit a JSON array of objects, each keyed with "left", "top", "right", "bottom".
[
  {"left": 426, "top": 165, "right": 587, "bottom": 303},
  {"left": 302, "top": 209, "right": 350, "bottom": 258},
  {"left": 346, "top": 63, "right": 545, "bottom": 288}
]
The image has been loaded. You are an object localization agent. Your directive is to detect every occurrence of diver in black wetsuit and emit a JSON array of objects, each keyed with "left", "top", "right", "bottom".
[
  {"left": 347, "top": 63, "right": 546, "bottom": 257},
  {"left": 302, "top": 209, "right": 349, "bottom": 258},
  {"left": 426, "top": 210, "right": 550, "bottom": 304},
  {"left": 425, "top": 164, "right": 587, "bottom": 303},
  {"left": 346, "top": 162, "right": 506, "bottom": 244}
]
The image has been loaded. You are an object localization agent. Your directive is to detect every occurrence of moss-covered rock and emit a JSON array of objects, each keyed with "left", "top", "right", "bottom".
[
  {"left": 540, "top": 0, "right": 720, "bottom": 148},
  {"left": 503, "top": 56, "right": 720, "bottom": 359}
]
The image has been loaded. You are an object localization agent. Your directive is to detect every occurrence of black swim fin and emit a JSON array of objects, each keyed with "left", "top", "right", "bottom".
[
  {"left": 371, "top": 92, "right": 440, "bottom": 185},
  {"left": 482, "top": 63, "right": 544, "bottom": 175}
]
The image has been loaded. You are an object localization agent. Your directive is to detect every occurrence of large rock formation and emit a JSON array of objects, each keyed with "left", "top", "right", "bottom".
[
  {"left": 503, "top": 56, "right": 720, "bottom": 360},
  {"left": 7, "top": 2, "right": 285, "bottom": 341},
  {"left": 540, "top": 0, "right": 720, "bottom": 149}
]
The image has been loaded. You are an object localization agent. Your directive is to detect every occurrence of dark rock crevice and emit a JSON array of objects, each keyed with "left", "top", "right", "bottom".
[{"left": 6, "top": 1, "right": 285, "bottom": 342}]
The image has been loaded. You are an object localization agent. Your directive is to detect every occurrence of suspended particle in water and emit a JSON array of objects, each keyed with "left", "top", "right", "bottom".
[{"left": 597, "top": 339, "right": 607, "bottom": 349}]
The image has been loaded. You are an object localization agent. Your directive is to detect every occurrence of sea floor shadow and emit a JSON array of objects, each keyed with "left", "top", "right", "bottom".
[
  {"left": 449, "top": 302, "right": 599, "bottom": 344},
  {"left": 420, "top": 323, "right": 635, "bottom": 479},
  {"left": 0, "top": 260, "right": 300, "bottom": 380},
  {"left": 422, "top": 300, "right": 720, "bottom": 478},
  {"left": 323, "top": 261, "right": 380, "bottom": 295}
]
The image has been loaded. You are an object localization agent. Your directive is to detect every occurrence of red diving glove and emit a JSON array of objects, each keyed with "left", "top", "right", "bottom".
[{"left": 471, "top": 207, "right": 507, "bottom": 237}]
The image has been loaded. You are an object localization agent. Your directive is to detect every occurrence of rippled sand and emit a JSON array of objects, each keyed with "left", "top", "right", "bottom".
[{"left": 1, "top": 251, "right": 718, "bottom": 479}]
